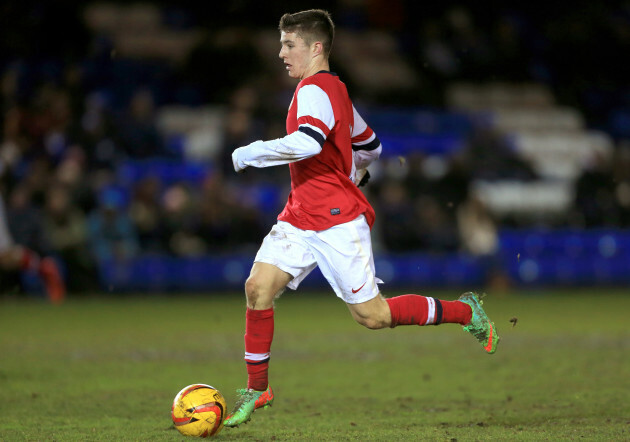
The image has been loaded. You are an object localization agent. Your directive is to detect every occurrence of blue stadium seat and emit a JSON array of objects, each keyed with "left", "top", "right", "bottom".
[
  {"left": 365, "top": 108, "right": 474, "bottom": 135},
  {"left": 116, "top": 159, "right": 212, "bottom": 187},
  {"left": 501, "top": 229, "right": 630, "bottom": 285},
  {"left": 363, "top": 108, "right": 474, "bottom": 157},
  {"left": 378, "top": 133, "right": 464, "bottom": 157}
]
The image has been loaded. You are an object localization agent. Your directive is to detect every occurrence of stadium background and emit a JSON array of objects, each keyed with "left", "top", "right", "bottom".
[{"left": 2, "top": 1, "right": 630, "bottom": 295}]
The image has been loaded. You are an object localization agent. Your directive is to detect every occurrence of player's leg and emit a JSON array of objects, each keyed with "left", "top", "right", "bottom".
[
  {"left": 384, "top": 293, "right": 472, "bottom": 327},
  {"left": 226, "top": 222, "right": 316, "bottom": 427},
  {"left": 346, "top": 291, "right": 471, "bottom": 329},
  {"left": 0, "top": 245, "right": 65, "bottom": 304},
  {"left": 0, "top": 196, "right": 65, "bottom": 303},
  {"left": 312, "top": 214, "right": 499, "bottom": 353},
  {"left": 224, "top": 262, "right": 289, "bottom": 427},
  {"left": 38, "top": 256, "right": 66, "bottom": 304},
  {"left": 348, "top": 291, "right": 499, "bottom": 353},
  {"left": 243, "top": 262, "right": 291, "bottom": 392}
]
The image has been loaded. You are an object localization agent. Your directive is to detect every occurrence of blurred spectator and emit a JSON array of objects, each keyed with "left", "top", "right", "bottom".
[
  {"left": 419, "top": 19, "right": 458, "bottom": 79},
  {"left": 161, "top": 182, "right": 206, "bottom": 256},
  {"left": 43, "top": 185, "right": 98, "bottom": 293},
  {"left": 220, "top": 108, "right": 259, "bottom": 176},
  {"left": 128, "top": 176, "right": 166, "bottom": 253},
  {"left": 412, "top": 194, "right": 459, "bottom": 252},
  {"left": 197, "top": 173, "right": 267, "bottom": 252},
  {"left": 218, "top": 84, "right": 277, "bottom": 180},
  {"left": 18, "top": 157, "right": 54, "bottom": 207},
  {"left": 37, "top": 86, "right": 75, "bottom": 162},
  {"left": 572, "top": 151, "right": 619, "bottom": 227},
  {"left": 445, "top": 6, "right": 493, "bottom": 82},
  {"left": 377, "top": 180, "right": 417, "bottom": 251},
  {"left": 79, "top": 92, "right": 123, "bottom": 170},
  {"left": 456, "top": 194, "right": 497, "bottom": 256},
  {"left": 0, "top": 105, "right": 25, "bottom": 183},
  {"left": 1, "top": 66, "right": 20, "bottom": 111},
  {"left": 465, "top": 127, "right": 538, "bottom": 182},
  {"left": 613, "top": 144, "right": 630, "bottom": 227},
  {"left": 7, "top": 184, "right": 50, "bottom": 254},
  {"left": 402, "top": 153, "right": 433, "bottom": 200},
  {"left": 197, "top": 174, "right": 238, "bottom": 251},
  {"left": 177, "top": 27, "right": 265, "bottom": 105},
  {"left": 456, "top": 193, "right": 509, "bottom": 289},
  {"left": 0, "top": 188, "right": 66, "bottom": 302},
  {"left": 88, "top": 187, "right": 139, "bottom": 262},
  {"left": 432, "top": 154, "right": 470, "bottom": 211},
  {"left": 114, "top": 88, "right": 166, "bottom": 158},
  {"left": 54, "top": 144, "right": 97, "bottom": 214},
  {"left": 490, "top": 14, "right": 531, "bottom": 81}
]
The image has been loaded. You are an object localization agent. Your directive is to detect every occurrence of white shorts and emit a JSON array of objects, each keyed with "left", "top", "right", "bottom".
[
  {"left": 254, "top": 214, "right": 382, "bottom": 304},
  {"left": 0, "top": 195, "right": 14, "bottom": 253}
]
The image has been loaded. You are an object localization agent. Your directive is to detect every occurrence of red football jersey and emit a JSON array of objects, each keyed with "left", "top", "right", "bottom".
[{"left": 277, "top": 71, "right": 377, "bottom": 231}]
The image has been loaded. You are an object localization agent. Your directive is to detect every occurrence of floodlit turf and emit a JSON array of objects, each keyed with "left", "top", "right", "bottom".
[{"left": 1, "top": 289, "right": 629, "bottom": 440}]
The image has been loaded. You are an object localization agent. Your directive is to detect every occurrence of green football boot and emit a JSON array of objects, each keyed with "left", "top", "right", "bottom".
[
  {"left": 458, "top": 292, "right": 500, "bottom": 354},
  {"left": 224, "top": 385, "right": 274, "bottom": 427}
]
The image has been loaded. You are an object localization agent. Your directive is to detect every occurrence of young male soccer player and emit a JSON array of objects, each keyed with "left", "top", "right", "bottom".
[
  {"left": 225, "top": 9, "right": 499, "bottom": 427},
  {"left": 0, "top": 193, "right": 66, "bottom": 303}
]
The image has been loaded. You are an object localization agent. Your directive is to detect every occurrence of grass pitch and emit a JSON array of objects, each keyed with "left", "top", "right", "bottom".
[{"left": 1, "top": 289, "right": 629, "bottom": 440}]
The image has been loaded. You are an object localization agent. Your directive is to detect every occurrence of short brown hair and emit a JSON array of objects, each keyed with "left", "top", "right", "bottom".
[{"left": 279, "top": 9, "right": 335, "bottom": 57}]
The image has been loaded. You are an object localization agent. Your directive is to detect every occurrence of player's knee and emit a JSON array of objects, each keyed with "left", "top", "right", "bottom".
[
  {"left": 349, "top": 295, "right": 391, "bottom": 330},
  {"left": 354, "top": 312, "right": 389, "bottom": 330},
  {"left": 244, "top": 276, "right": 274, "bottom": 309},
  {"left": 244, "top": 276, "right": 260, "bottom": 302}
]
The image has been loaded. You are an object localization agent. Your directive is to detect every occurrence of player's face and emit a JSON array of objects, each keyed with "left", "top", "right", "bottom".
[{"left": 279, "top": 31, "right": 313, "bottom": 79}]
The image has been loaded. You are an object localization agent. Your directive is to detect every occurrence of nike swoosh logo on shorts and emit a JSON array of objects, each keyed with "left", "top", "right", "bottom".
[{"left": 351, "top": 281, "right": 367, "bottom": 294}]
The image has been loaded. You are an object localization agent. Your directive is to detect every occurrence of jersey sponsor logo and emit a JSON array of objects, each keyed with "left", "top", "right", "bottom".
[
  {"left": 351, "top": 281, "right": 367, "bottom": 294},
  {"left": 330, "top": 208, "right": 341, "bottom": 215}
]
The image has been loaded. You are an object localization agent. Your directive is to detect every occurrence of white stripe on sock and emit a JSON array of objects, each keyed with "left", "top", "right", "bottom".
[
  {"left": 245, "top": 351, "right": 270, "bottom": 361},
  {"left": 425, "top": 297, "right": 436, "bottom": 325}
]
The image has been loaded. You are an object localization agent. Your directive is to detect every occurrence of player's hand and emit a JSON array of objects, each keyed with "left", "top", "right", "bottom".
[
  {"left": 232, "top": 148, "right": 248, "bottom": 173},
  {"left": 355, "top": 168, "right": 370, "bottom": 187}
]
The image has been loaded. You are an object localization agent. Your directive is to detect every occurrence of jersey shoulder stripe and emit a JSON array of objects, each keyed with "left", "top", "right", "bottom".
[
  {"left": 297, "top": 115, "right": 331, "bottom": 137},
  {"left": 352, "top": 135, "right": 381, "bottom": 151},
  {"left": 298, "top": 126, "right": 325, "bottom": 147}
]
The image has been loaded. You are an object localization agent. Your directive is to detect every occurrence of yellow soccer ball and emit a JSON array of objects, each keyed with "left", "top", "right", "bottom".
[{"left": 171, "top": 384, "right": 227, "bottom": 438}]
